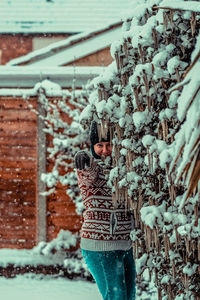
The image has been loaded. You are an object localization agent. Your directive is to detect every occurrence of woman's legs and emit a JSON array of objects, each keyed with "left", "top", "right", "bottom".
[
  {"left": 82, "top": 249, "right": 108, "bottom": 298},
  {"left": 124, "top": 248, "right": 136, "bottom": 300},
  {"left": 82, "top": 248, "right": 136, "bottom": 300}
]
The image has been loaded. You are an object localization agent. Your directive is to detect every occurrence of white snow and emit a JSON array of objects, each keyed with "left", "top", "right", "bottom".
[
  {"left": 183, "top": 263, "right": 199, "bottom": 276},
  {"left": 0, "top": 275, "right": 101, "bottom": 300},
  {"left": 0, "top": 0, "right": 132, "bottom": 33},
  {"left": 159, "top": 0, "right": 200, "bottom": 12},
  {"left": 132, "top": 110, "right": 152, "bottom": 130},
  {"left": 0, "top": 274, "right": 160, "bottom": 300},
  {"left": 0, "top": 248, "right": 65, "bottom": 268},
  {"left": 140, "top": 205, "right": 164, "bottom": 229}
]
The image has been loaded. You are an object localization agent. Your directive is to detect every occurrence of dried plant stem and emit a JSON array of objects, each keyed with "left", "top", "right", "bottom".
[
  {"left": 133, "top": 87, "right": 141, "bottom": 110},
  {"left": 115, "top": 52, "right": 120, "bottom": 72},
  {"left": 138, "top": 44, "right": 145, "bottom": 63},
  {"left": 190, "top": 12, "right": 196, "bottom": 36},
  {"left": 123, "top": 41, "right": 129, "bottom": 58},
  {"left": 161, "top": 119, "right": 168, "bottom": 142},
  {"left": 152, "top": 28, "right": 158, "bottom": 49}
]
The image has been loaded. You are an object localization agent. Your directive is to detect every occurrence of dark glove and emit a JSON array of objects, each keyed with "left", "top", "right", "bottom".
[{"left": 75, "top": 151, "right": 91, "bottom": 170}]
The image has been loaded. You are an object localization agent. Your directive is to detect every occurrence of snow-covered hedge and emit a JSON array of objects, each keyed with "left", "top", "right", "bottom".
[{"left": 28, "top": 79, "right": 89, "bottom": 215}]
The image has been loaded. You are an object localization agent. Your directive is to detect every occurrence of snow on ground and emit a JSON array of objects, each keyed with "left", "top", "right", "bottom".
[
  {"left": 0, "top": 274, "right": 158, "bottom": 300},
  {"left": 0, "top": 275, "right": 102, "bottom": 300},
  {"left": 0, "top": 246, "right": 157, "bottom": 300},
  {"left": 0, "top": 248, "right": 158, "bottom": 300}
]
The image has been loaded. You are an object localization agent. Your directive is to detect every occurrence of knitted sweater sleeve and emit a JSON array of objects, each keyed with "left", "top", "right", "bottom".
[{"left": 75, "top": 152, "right": 100, "bottom": 186}]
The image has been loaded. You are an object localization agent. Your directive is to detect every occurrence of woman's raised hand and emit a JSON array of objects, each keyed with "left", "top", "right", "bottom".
[{"left": 75, "top": 151, "right": 91, "bottom": 170}]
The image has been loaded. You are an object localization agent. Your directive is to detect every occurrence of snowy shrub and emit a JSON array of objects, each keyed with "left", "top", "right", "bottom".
[
  {"left": 28, "top": 79, "right": 89, "bottom": 215},
  {"left": 33, "top": 230, "right": 78, "bottom": 256},
  {"left": 79, "top": 0, "right": 200, "bottom": 298},
  {"left": 32, "top": 229, "right": 91, "bottom": 280}
]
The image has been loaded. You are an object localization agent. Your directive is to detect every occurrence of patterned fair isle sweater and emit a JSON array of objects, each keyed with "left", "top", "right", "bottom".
[{"left": 76, "top": 154, "right": 134, "bottom": 251}]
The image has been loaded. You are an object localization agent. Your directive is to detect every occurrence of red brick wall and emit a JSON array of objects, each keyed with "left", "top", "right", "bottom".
[
  {"left": 0, "top": 96, "right": 81, "bottom": 249},
  {"left": 65, "top": 47, "right": 113, "bottom": 67},
  {"left": 47, "top": 183, "right": 81, "bottom": 241},
  {"left": 0, "top": 34, "right": 70, "bottom": 65},
  {"left": 0, "top": 97, "right": 37, "bottom": 249},
  {"left": 0, "top": 35, "right": 32, "bottom": 65}
]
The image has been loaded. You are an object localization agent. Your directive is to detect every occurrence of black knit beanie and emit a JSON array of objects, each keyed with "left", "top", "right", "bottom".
[{"left": 89, "top": 121, "right": 110, "bottom": 159}]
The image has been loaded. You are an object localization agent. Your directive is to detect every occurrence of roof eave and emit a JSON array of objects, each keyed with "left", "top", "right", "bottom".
[{"left": 0, "top": 66, "right": 104, "bottom": 89}]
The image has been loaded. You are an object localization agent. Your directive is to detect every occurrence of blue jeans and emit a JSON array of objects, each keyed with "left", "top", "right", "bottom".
[{"left": 82, "top": 248, "right": 136, "bottom": 300}]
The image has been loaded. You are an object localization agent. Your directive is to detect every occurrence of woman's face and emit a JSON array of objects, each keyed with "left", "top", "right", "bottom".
[{"left": 94, "top": 142, "right": 113, "bottom": 157}]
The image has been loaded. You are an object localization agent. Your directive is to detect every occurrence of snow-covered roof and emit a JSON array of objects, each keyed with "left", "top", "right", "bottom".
[
  {"left": 157, "top": 0, "right": 200, "bottom": 12},
  {"left": 0, "top": 66, "right": 104, "bottom": 90},
  {"left": 0, "top": 0, "right": 132, "bottom": 34},
  {"left": 7, "top": 22, "right": 121, "bottom": 67}
]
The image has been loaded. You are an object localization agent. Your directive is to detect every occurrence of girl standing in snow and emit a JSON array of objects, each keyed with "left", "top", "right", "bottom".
[{"left": 75, "top": 121, "right": 136, "bottom": 300}]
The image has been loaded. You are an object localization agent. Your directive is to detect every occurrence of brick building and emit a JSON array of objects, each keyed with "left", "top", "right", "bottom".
[
  {"left": 0, "top": 66, "right": 103, "bottom": 249},
  {"left": 7, "top": 22, "right": 121, "bottom": 68},
  {"left": 0, "top": 20, "right": 122, "bottom": 249},
  {"left": 0, "top": 1, "right": 127, "bottom": 250},
  {"left": 0, "top": 0, "right": 131, "bottom": 65}
]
